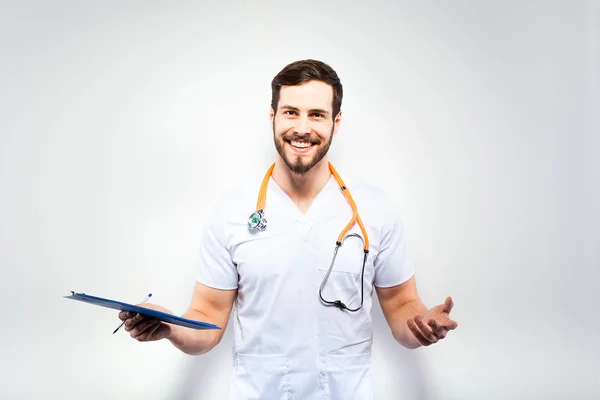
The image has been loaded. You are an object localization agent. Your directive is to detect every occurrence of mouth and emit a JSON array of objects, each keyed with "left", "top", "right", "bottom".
[{"left": 286, "top": 139, "right": 317, "bottom": 153}]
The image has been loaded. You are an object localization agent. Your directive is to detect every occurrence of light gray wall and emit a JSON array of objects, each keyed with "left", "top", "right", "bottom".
[{"left": 1, "top": 1, "right": 598, "bottom": 399}]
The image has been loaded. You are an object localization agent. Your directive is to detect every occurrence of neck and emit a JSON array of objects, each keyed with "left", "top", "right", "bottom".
[{"left": 271, "top": 157, "right": 332, "bottom": 213}]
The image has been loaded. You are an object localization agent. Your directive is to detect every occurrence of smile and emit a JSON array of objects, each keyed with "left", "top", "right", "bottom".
[
  {"left": 291, "top": 140, "right": 312, "bottom": 148},
  {"left": 286, "top": 139, "right": 316, "bottom": 153}
]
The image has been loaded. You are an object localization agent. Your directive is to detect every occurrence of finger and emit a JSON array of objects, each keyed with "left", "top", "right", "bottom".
[
  {"left": 442, "top": 297, "right": 454, "bottom": 314},
  {"left": 414, "top": 316, "right": 438, "bottom": 343},
  {"left": 445, "top": 319, "right": 459, "bottom": 330},
  {"left": 135, "top": 321, "right": 163, "bottom": 341},
  {"left": 130, "top": 318, "right": 160, "bottom": 338},
  {"left": 118, "top": 311, "right": 133, "bottom": 321},
  {"left": 131, "top": 322, "right": 160, "bottom": 341},
  {"left": 407, "top": 319, "right": 432, "bottom": 346},
  {"left": 427, "top": 319, "right": 447, "bottom": 339},
  {"left": 124, "top": 313, "right": 145, "bottom": 330}
]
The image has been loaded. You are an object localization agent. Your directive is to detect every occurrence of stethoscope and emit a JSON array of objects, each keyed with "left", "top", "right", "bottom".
[{"left": 248, "top": 162, "right": 370, "bottom": 312}]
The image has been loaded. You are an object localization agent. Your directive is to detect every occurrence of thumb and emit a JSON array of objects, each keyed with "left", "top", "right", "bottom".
[{"left": 442, "top": 296, "right": 454, "bottom": 313}]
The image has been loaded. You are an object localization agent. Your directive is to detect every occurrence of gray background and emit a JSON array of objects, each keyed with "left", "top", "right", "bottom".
[{"left": 1, "top": 1, "right": 598, "bottom": 399}]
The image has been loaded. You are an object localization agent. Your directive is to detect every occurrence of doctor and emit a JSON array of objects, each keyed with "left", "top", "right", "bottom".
[{"left": 118, "top": 59, "right": 458, "bottom": 399}]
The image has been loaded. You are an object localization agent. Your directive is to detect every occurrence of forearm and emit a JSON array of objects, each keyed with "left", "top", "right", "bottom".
[
  {"left": 168, "top": 310, "right": 222, "bottom": 355},
  {"left": 390, "top": 299, "right": 428, "bottom": 349}
]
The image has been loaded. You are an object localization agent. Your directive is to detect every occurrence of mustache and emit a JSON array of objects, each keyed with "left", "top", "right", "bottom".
[{"left": 281, "top": 132, "right": 321, "bottom": 144}]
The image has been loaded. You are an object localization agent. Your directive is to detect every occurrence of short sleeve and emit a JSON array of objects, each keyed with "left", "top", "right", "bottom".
[
  {"left": 194, "top": 206, "right": 239, "bottom": 290},
  {"left": 373, "top": 202, "right": 415, "bottom": 288}
]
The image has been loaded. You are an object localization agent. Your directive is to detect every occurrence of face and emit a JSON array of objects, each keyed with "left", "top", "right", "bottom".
[{"left": 271, "top": 80, "right": 341, "bottom": 174}]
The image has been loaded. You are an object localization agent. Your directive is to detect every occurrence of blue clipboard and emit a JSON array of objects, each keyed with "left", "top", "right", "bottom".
[{"left": 64, "top": 291, "right": 221, "bottom": 330}]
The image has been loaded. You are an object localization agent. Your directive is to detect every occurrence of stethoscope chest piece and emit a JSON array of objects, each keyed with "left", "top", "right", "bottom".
[{"left": 248, "top": 209, "right": 267, "bottom": 231}]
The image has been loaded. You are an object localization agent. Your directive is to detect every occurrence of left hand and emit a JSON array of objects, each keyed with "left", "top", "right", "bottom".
[{"left": 407, "top": 296, "right": 458, "bottom": 347}]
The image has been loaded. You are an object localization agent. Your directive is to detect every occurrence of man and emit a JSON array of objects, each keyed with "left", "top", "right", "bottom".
[{"left": 119, "top": 59, "right": 458, "bottom": 399}]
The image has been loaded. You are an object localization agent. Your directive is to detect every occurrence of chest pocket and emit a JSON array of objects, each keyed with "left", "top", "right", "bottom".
[
  {"left": 322, "top": 232, "right": 367, "bottom": 275},
  {"left": 316, "top": 220, "right": 374, "bottom": 309}
]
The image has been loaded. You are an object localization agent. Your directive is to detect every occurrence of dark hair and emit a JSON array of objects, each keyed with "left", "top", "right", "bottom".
[{"left": 271, "top": 59, "right": 343, "bottom": 119}]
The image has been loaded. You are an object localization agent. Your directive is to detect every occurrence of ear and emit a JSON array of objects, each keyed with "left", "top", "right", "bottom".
[
  {"left": 333, "top": 109, "right": 342, "bottom": 135},
  {"left": 269, "top": 105, "right": 275, "bottom": 122}
]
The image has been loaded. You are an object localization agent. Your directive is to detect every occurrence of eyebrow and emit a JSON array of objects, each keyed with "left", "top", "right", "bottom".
[{"left": 280, "top": 105, "right": 330, "bottom": 116}]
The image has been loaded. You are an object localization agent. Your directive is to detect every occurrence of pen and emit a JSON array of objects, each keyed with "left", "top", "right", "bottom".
[{"left": 113, "top": 293, "right": 152, "bottom": 334}]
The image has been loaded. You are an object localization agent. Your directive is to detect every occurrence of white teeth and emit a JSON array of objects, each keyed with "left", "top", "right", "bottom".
[{"left": 291, "top": 140, "right": 311, "bottom": 148}]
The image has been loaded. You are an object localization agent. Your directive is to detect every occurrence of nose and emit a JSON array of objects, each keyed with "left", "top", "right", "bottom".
[{"left": 294, "top": 116, "right": 311, "bottom": 136}]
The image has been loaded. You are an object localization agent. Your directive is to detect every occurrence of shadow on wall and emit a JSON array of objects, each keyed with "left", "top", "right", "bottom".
[
  {"left": 371, "top": 297, "right": 435, "bottom": 400},
  {"left": 168, "top": 302, "right": 433, "bottom": 399},
  {"left": 168, "top": 322, "right": 235, "bottom": 399}
]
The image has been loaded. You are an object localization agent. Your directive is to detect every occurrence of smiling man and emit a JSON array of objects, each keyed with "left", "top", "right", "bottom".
[
  {"left": 118, "top": 59, "right": 458, "bottom": 399},
  {"left": 273, "top": 82, "right": 335, "bottom": 174}
]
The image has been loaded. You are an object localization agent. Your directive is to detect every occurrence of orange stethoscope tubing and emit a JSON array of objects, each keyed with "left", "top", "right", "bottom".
[{"left": 250, "top": 161, "right": 370, "bottom": 312}]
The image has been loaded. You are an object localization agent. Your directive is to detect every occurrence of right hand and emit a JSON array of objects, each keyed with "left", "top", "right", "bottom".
[{"left": 118, "top": 303, "right": 173, "bottom": 342}]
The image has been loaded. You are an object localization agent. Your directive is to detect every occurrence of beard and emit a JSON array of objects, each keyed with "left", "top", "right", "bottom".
[{"left": 273, "top": 122, "right": 334, "bottom": 175}]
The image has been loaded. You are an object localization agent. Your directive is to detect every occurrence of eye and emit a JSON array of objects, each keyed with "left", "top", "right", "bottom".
[
  {"left": 283, "top": 110, "right": 297, "bottom": 116},
  {"left": 311, "top": 113, "right": 325, "bottom": 118}
]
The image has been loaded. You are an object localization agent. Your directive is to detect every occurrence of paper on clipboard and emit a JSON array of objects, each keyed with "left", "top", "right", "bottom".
[{"left": 64, "top": 291, "right": 221, "bottom": 330}]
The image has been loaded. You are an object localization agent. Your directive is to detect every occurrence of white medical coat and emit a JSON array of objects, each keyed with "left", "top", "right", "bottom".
[{"left": 195, "top": 170, "right": 415, "bottom": 399}]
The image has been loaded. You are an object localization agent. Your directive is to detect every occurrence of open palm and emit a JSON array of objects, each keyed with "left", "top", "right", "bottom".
[{"left": 407, "top": 296, "right": 458, "bottom": 346}]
